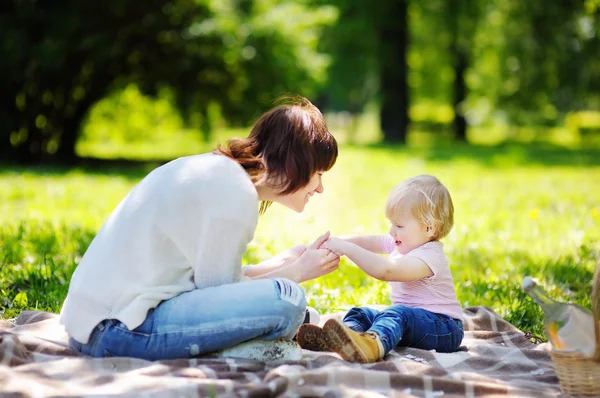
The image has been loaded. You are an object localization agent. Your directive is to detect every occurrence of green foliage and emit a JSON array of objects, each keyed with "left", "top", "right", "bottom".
[
  {"left": 315, "top": 0, "right": 378, "bottom": 114},
  {"left": 2, "top": 0, "right": 221, "bottom": 162},
  {"left": 81, "top": 85, "right": 184, "bottom": 145},
  {"left": 3, "top": 0, "right": 600, "bottom": 164},
  {"left": 407, "top": 0, "right": 600, "bottom": 132},
  {"left": 469, "top": 0, "right": 600, "bottom": 126},
  {"left": 566, "top": 111, "right": 600, "bottom": 146},
  {"left": 1, "top": 0, "right": 334, "bottom": 163},
  {"left": 409, "top": 0, "right": 477, "bottom": 104},
  {"left": 1, "top": 139, "right": 599, "bottom": 342},
  {"left": 175, "top": 0, "right": 337, "bottom": 125}
]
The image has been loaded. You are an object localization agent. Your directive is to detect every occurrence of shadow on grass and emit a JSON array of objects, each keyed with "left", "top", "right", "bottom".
[
  {"left": 0, "top": 156, "right": 170, "bottom": 181},
  {"left": 353, "top": 141, "right": 600, "bottom": 167},
  {"left": 1, "top": 141, "right": 599, "bottom": 180}
]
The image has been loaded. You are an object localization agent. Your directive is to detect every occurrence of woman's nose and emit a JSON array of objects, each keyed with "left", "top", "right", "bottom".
[{"left": 315, "top": 180, "right": 324, "bottom": 194}]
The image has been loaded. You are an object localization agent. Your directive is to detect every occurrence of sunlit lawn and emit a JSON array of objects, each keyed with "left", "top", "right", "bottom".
[{"left": 1, "top": 131, "right": 599, "bottom": 340}]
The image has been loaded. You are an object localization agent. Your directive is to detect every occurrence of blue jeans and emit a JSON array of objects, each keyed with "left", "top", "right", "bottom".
[
  {"left": 343, "top": 305, "right": 464, "bottom": 355},
  {"left": 68, "top": 278, "right": 306, "bottom": 360}
]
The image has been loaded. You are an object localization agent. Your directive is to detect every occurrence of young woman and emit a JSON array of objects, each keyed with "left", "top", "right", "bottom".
[{"left": 61, "top": 97, "right": 339, "bottom": 360}]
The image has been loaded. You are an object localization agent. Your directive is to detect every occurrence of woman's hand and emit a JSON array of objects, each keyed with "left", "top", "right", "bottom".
[
  {"left": 320, "top": 236, "right": 348, "bottom": 256},
  {"left": 295, "top": 232, "right": 340, "bottom": 282},
  {"left": 286, "top": 244, "right": 308, "bottom": 259}
]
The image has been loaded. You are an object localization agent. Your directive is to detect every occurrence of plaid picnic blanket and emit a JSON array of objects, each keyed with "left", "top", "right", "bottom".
[{"left": 0, "top": 306, "right": 562, "bottom": 397}]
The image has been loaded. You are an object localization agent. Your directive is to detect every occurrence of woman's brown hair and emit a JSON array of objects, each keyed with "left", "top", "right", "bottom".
[{"left": 214, "top": 96, "right": 338, "bottom": 213}]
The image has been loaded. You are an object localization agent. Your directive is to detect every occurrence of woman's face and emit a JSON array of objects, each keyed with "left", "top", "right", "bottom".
[{"left": 275, "top": 172, "right": 324, "bottom": 213}]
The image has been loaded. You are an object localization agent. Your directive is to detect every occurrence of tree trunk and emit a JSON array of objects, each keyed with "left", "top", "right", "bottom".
[
  {"left": 378, "top": 0, "right": 409, "bottom": 144},
  {"left": 57, "top": 122, "right": 79, "bottom": 165},
  {"left": 0, "top": 92, "right": 19, "bottom": 163},
  {"left": 452, "top": 46, "right": 468, "bottom": 142},
  {"left": 56, "top": 91, "right": 103, "bottom": 165},
  {"left": 55, "top": 80, "right": 110, "bottom": 164}
]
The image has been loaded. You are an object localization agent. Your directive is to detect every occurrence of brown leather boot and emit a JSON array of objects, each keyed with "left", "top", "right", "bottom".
[
  {"left": 297, "top": 324, "right": 331, "bottom": 352},
  {"left": 323, "top": 319, "right": 383, "bottom": 363}
]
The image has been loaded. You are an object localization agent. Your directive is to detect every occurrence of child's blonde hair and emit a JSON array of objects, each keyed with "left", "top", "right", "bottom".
[{"left": 385, "top": 175, "right": 454, "bottom": 240}]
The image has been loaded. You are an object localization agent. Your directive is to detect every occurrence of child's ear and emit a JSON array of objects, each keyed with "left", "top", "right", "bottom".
[{"left": 425, "top": 225, "right": 435, "bottom": 238}]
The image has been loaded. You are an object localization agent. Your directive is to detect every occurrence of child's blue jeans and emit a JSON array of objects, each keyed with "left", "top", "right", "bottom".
[
  {"left": 68, "top": 278, "right": 306, "bottom": 360},
  {"left": 343, "top": 305, "right": 464, "bottom": 354}
]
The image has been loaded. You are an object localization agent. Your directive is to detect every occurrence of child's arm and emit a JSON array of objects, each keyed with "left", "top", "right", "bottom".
[
  {"left": 338, "top": 235, "right": 388, "bottom": 253},
  {"left": 322, "top": 237, "right": 433, "bottom": 282}
]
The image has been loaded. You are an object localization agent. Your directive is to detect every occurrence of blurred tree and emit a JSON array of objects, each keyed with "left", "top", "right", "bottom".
[
  {"left": 192, "top": 0, "right": 336, "bottom": 125},
  {"left": 411, "top": 0, "right": 600, "bottom": 142},
  {"left": 408, "top": 1, "right": 453, "bottom": 139},
  {"left": 376, "top": 0, "right": 410, "bottom": 143},
  {"left": 1, "top": 0, "right": 226, "bottom": 163},
  {"left": 463, "top": 0, "right": 600, "bottom": 132},
  {"left": 313, "top": 0, "right": 378, "bottom": 142},
  {"left": 444, "top": 0, "right": 482, "bottom": 142},
  {"left": 316, "top": 0, "right": 410, "bottom": 144},
  {"left": 410, "top": 0, "right": 482, "bottom": 142},
  {"left": 494, "top": 0, "right": 600, "bottom": 126},
  {"left": 0, "top": 0, "right": 334, "bottom": 164}
]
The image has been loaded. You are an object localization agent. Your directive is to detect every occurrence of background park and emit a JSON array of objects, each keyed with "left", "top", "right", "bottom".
[{"left": 1, "top": 0, "right": 599, "bottom": 342}]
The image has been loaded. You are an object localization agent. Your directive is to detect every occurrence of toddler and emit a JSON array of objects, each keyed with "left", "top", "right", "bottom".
[{"left": 297, "top": 175, "right": 463, "bottom": 363}]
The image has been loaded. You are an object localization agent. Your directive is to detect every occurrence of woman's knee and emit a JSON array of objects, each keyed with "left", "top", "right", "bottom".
[
  {"left": 273, "top": 278, "right": 306, "bottom": 308},
  {"left": 273, "top": 278, "right": 306, "bottom": 324}
]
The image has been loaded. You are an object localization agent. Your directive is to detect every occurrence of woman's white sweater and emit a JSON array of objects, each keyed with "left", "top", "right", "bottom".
[{"left": 60, "top": 153, "right": 259, "bottom": 344}]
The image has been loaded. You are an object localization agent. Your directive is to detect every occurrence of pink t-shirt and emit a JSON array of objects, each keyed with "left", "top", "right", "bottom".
[{"left": 381, "top": 236, "right": 463, "bottom": 321}]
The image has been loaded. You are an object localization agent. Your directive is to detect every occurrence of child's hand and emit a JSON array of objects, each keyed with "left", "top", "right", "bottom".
[
  {"left": 295, "top": 232, "right": 340, "bottom": 281},
  {"left": 321, "top": 237, "right": 347, "bottom": 257}
]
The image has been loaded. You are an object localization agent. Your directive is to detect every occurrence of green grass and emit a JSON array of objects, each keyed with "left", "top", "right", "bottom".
[{"left": 1, "top": 139, "right": 599, "bottom": 341}]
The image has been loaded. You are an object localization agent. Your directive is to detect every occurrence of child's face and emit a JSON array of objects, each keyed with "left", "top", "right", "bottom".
[{"left": 388, "top": 212, "right": 434, "bottom": 255}]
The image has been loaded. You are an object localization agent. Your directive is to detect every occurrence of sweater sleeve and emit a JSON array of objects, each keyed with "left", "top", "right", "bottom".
[
  {"left": 157, "top": 155, "right": 259, "bottom": 290},
  {"left": 192, "top": 202, "right": 257, "bottom": 289},
  {"left": 190, "top": 163, "right": 258, "bottom": 289}
]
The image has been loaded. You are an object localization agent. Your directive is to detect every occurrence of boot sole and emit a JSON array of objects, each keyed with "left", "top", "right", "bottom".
[
  {"left": 297, "top": 324, "right": 331, "bottom": 352},
  {"left": 323, "top": 319, "right": 369, "bottom": 363}
]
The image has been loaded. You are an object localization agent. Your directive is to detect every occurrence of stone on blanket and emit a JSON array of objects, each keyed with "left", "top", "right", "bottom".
[{"left": 213, "top": 338, "right": 302, "bottom": 361}]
